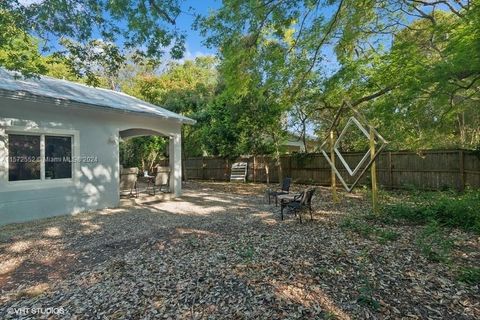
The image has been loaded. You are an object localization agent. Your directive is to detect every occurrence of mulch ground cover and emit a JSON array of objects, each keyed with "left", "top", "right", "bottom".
[{"left": 0, "top": 181, "right": 478, "bottom": 319}]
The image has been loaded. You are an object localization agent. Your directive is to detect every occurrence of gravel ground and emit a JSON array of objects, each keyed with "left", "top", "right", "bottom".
[{"left": 0, "top": 181, "right": 478, "bottom": 319}]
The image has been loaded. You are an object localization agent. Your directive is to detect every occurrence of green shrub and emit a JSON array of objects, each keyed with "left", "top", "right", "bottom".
[
  {"left": 382, "top": 190, "right": 480, "bottom": 233},
  {"left": 357, "top": 292, "right": 380, "bottom": 311}
]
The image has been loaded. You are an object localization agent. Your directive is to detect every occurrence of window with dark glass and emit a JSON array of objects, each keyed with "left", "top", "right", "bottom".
[
  {"left": 45, "top": 136, "right": 72, "bottom": 179},
  {"left": 8, "top": 134, "right": 41, "bottom": 181}
]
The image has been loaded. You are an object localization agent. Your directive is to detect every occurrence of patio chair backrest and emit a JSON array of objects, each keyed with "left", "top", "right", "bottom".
[
  {"left": 296, "top": 187, "right": 315, "bottom": 205},
  {"left": 120, "top": 167, "right": 138, "bottom": 191},
  {"left": 281, "top": 177, "right": 292, "bottom": 192},
  {"left": 155, "top": 167, "right": 170, "bottom": 186},
  {"left": 303, "top": 187, "right": 316, "bottom": 206}
]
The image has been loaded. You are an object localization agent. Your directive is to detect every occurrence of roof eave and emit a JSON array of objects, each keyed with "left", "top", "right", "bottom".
[{"left": 0, "top": 89, "right": 196, "bottom": 125}]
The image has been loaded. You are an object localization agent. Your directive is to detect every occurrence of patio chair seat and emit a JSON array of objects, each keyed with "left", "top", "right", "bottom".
[
  {"left": 266, "top": 177, "right": 292, "bottom": 206},
  {"left": 285, "top": 201, "right": 302, "bottom": 209},
  {"left": 147, "top": 166, "right": 170, "bottom": 195},
  {"left": 280, "top": 187, "right": 316, "bottom": 222},
  {"left": 270, "top": 190, "right": 288, "bottom": 196},
  {"left": 120, "top": 167, "right": 139, "bottom": 198}
]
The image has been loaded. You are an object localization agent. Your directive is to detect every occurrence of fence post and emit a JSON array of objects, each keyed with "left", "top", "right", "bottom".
[
  {"left": 226, "top": 158, "right": 230, "bottom": 181},
  {"left": 288, "top": 155, "right": 292, "bottom": 179},
  {"left": 370, "top": 127, "right": 379, "bottom": 213},
  {"left": 459, "top": 150, "right": 465, "bottom": 191},
  {"left": 202, "top": 157, "right": 206, "bottom": 180},
  {"left": 253, "top": 156, "right": 256, "bottom": 183},
  {"left": 388, "top": 151, "right": 393, "bottom": 189}
]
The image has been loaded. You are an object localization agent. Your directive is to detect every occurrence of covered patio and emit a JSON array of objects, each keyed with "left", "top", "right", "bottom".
[{"left": 118, "top": 128, "right": 181, "bottom": 198}]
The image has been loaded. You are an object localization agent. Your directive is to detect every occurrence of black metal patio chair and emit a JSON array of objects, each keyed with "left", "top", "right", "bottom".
[
  {"left": 265, "top": 177, "right": 292, "bottom": 206},
  {"left": 280, "top": 187, "right": 316, "bottom": 222}
]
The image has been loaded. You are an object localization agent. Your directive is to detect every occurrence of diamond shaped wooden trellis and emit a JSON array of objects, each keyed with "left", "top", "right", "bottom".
[
  {"left": 334, "top": 117, "right": 372, "bottom": 177},
  {"left": 320, "top": 116, "right": 387, "bottom": 192}
]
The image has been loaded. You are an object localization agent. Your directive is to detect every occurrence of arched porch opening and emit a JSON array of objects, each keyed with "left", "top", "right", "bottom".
[{"left": 119, "top": 127, "right": 182, "bottom": 197}]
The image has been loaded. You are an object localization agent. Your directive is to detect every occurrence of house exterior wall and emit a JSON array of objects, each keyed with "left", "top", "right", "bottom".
[{"left": 0, "top": 97, "right": 182, "bottom": 225}]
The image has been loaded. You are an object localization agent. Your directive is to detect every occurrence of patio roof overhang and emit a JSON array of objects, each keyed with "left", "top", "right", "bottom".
[{"left": 119, "top": 128, "right": 167, "bottom": 139}]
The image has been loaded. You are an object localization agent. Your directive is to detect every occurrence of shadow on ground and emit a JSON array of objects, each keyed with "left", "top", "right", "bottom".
[{"left": 0, "top": 181, "right": 478, "bottom": 319}]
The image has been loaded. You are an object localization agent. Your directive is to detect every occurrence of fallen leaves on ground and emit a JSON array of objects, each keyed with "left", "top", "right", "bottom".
[{"left": 0, "top": 181, "right": 478, "bottom": 319}]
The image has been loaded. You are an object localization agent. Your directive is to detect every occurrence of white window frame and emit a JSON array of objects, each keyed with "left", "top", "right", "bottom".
[{"left": 0, "top": 127, "right": 80, "bottom": 191}]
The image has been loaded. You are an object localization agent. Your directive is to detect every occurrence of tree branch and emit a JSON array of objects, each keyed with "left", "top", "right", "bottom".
[
  {"left": 408, "top": 0, "right": 465, "bottom": 18},
  {"left": 148, "top": 0, "right": 177, "bottom": 25},
  {"left": 307, "top": 0, "right": 344, "bottom": 75},
  {"left": 351, "top": 86, "right": 394, "bottom": 107}
]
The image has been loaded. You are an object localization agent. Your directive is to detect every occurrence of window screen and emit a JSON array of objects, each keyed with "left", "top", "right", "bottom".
[
  {"left": 45, "top": 136, "right": 72, "bottom": 179},
  {"left": 8, "top": 134, "right": 41, "bottom": 181}
]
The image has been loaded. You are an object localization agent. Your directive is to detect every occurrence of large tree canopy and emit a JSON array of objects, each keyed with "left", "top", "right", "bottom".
[
  {"left": 198, "top": 0, "right": 479, "bottom": 150},
  {"left": 1, "top": 0, "right": 478, "bottom": 154},
  {"left": 0, "top": 0, "right": 185, "bottom": 83},
  {"left": 124, "top": 56, "right": 218, "bottom": 157}
]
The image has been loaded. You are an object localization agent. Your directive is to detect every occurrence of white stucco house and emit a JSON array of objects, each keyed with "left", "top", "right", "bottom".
[{"left": 0, "top": 69, "right": 195, "bottom": 226}]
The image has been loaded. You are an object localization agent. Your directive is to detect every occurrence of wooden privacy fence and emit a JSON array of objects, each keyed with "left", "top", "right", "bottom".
[{"left": 160, "top": 150, "right": 480, "bottom": 190}]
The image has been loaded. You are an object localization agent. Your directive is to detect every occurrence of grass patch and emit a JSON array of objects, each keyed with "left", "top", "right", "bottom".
[
  {"left": 416, "top": 221, "right": 454, "bottom": 263},
  {"left": 340, "top": 217, "right": 400, "bottom": 244},
  {"left": 377, "top": 229, "right": 400, "bottom": 244},
  {"left": 382, "top": 190, "right": 480, "bottom": 233},
  {"left": 340, "top": 218, "right": 375, "bottom": 239},
  {"left": 235, "top": 244, "right": 256, "bottom": 261},
  {"left": 356, "top": 250, "right": 381, "bottom": 312},
  {"left": 323, "top": 311, "right": 338, "bottom": 320},
  {"left": 357, "top": 290, "right": 380, "bottom": 311},
  {"left": 457, "top": 267, "right": 480, "bottom": 285}
]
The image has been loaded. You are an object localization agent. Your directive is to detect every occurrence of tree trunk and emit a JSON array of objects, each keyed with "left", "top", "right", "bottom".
[
  {"left": 148, "top": 151, "right": 158, "bottom": 173},
  {"left": 301, "top": 116, "right": 308, "bottom": 153},
  {"left": 265, "top": 162, "right": 270, "bottom": 186},
  {"left": 273, "top": 137, "right": 283, "bottom": 183}
]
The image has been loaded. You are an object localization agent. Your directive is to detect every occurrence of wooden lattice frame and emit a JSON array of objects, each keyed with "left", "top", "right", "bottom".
[{"left": 319, "top": 105, "right": 388, "bottom": 192}]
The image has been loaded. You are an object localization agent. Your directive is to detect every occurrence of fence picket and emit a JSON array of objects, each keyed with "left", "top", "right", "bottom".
[{"left": 179, "top": 150, "right": 480, "bottom": 190}]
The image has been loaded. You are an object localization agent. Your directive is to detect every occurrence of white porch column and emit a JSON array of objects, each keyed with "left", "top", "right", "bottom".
[
  {"left": 0, "top": 129, "right": 7, "bottom": 183},
  {"left": 169, "top": 133, "right": 182, "bottom": 196}
]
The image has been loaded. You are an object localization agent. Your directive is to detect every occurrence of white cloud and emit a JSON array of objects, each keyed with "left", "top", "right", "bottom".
[
  {"left": 176, "top": 43, "right": 214, "bottom": 65},
  {"left": 182, "top": 49, "right": 210, "bottom": 61}
]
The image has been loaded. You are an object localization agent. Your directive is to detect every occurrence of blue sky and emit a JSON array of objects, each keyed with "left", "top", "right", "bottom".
[
  {"left": 177, "top": 0, "right": 341, "bottom": 73},
  {"left": 19, "top": 0, "right": 220, "bottom": 60},
  {"left": 176, "top": 0, "right": 221, "bottom": 59}
]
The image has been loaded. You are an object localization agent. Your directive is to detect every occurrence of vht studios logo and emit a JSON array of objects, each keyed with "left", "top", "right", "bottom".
[{"left": 7, "top": 306, "right": 65, "bottom": 316}]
